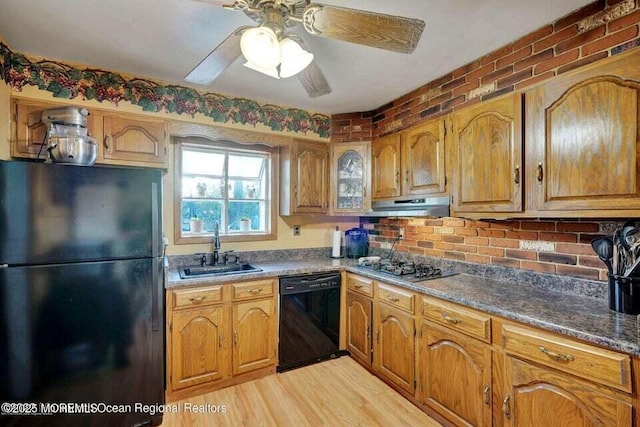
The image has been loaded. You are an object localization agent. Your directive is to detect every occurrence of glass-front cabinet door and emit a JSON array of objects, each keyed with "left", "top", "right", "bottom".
[{"left": 331, "top": 141, "right": 371, "bottom": 214}]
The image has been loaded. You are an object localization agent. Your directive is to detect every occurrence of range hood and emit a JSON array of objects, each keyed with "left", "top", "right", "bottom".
[{"left": 365, "top": 196, "right": 450, "bottom": 217}]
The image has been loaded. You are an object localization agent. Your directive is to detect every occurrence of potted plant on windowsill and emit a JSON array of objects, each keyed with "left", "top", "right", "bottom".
[
  {"left": 190, "top": 215, "right": 204, "bottom": 233},
  {"left": 239, "top": 217, "right": 251, "bottom": 232}
]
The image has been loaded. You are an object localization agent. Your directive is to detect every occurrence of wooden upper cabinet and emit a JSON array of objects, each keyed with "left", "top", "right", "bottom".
[
  {"left": 403, "top": 119, "right": 446, "bottom": 195},
  {"left": 11, "top": 99, "right": 99, "bottom": 160},
  {"left": 452, "top": 93, "right": 523, "bottom": 214},
  {"left": 281, "top": 139, "right": 329, "bottom": 215},
  {"left": 371, "top": 116, "right": 448, "bottom": 201},
  {"left": 102, "top": 114, "right": 167, "bottom": 166},
  {"left": 371, "top": 133, "right": 402, "bottom": 199},
  {"left": 502, "top": 357, "right": 632, "bottom": 427},
  {"left": 526, "top": 51, "right": 640, "bottom": 213},
  {"left": 331, "top": 141, "right": 371, "bottom": 214}
]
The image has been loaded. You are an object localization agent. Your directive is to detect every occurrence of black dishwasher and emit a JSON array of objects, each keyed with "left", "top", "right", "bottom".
[{"left": 278, "top": 272, "right": 347, "bottom": 372}]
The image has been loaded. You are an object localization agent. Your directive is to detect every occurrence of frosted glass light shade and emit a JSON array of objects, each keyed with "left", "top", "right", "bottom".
[
  {"left": 240, "top": 27, "right": 281, "bottom": 69},
  {"left": 279, "top": 38, "right": 314, "bottom": 78},
  {"left": 243, "top": 61, "right": 280, "bottom": 79}
]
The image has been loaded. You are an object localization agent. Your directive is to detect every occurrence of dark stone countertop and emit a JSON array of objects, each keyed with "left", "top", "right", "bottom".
[{"left": 166, "top": 258, "right": 640, "bottom": 356}]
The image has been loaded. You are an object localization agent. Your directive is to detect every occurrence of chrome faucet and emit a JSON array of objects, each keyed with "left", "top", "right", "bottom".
[{"left": 212, "top": 221, "right": 221, "bottom": 265}]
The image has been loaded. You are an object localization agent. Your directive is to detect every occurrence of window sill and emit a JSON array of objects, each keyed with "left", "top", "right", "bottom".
[{"left": 174, "top": 231, "right": 277, "bottom": 245}]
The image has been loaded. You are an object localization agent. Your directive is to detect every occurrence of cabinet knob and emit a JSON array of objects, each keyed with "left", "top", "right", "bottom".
[
  {"left": 218, "top": 333, "right": 223, "bottom": 349},
  {"left": 514, "top": 165, "right": 520, "bottom": 185},
  {"left": 189, "top": 296, "right": 206, "bottom": 303},
  {"left": 405, "top": 170, "right": 409, "bottom": 183},
  {"left": 104, "top": 134, "right": 112, "bottom": 150},
  {"left": 386, "top": 295, "right": 400, "bottom": 302},
  {"left": 441, "top": 313, "right": 461, "bottom": 324},
  {"left": 502, "top": 394, "right": 511, "bottom": 419},
  {"left": 395, "top": 171, "right": 400, "bottom": 184},
  {"left": 233, "top": 330, "right": 238, "bottom": 347},
  {"left": 249, "top": 288, "right": 263, "bottom": 294},
  {"left": 483, "top": 385, "right": 490, "bottom": 406},
  {"left": 537, "top": 162, "right": 544, "bottom": 183}
]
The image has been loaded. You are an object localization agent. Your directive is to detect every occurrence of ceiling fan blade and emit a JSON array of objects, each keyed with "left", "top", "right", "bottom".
[
  {"left": 297, "top": 60, "right": 331, "bottom": 98},
  {"left": 303, "top": 4, "right": 425, "bottom": 54},
  {"left": 185, "top": 27, "right": 248, "bottom": 85}
]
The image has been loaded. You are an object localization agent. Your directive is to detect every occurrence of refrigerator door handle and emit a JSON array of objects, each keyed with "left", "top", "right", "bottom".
[
  {"left": 152, "top": 260, "right": 160, "bottom": 332},
  {"left": 151, "top": 181, "right": 161, "bottom": 258}
]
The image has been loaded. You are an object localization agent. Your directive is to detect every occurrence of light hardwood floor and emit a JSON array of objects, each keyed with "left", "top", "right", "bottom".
[{"left": 161, "top": 357, "right": 442, "bottom": 426}]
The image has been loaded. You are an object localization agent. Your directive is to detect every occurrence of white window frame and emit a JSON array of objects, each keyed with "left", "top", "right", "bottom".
[{"left": 174, "top": 137, "right": 278, "bottom": 244}]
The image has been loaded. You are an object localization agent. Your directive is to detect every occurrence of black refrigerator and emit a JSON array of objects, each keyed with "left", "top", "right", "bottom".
[{"left": 0, "top": 161, "right": 164, "bottom": 426}]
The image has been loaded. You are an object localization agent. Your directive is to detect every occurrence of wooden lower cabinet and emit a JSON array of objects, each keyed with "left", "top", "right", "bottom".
[
  {"left": 346, "top": 291, "right": 372, "bottom": 366},
  {"left": 232, "top": 298, "right": 276, "bottom": 375},
  {"left": 501, "top": 357, "right": 632, "bottom": 427},
  {"left": 419, "top": 321, "right": 492, "bottom": 426},
  {"left": 373, "top": 301, "right": 415, "bottom": 394},
  {"left": 167, "top": 280, "right": 277, "bottom": 400},
  {"left": 171, "top": 305, "right": 229, "bottom": 391}
]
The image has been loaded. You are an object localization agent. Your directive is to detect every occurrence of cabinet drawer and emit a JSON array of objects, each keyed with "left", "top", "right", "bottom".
[
  {"left": 346, "top": 274, "right": 374, "bottom": 297},
  {"left": 422, "top": 297, "right": 491, "bottom": 343},
  {"left": 232, "top": 279, "right": 275, "bottom": 301},
  {"left": 173, "top": 286, "right": 223, "bottom": 309},
  {"left": 377, "top": 283, "right": 415, "bottom": 314},
  {"left": 501, "top": 323, "right": 632, "bottom": 393}
]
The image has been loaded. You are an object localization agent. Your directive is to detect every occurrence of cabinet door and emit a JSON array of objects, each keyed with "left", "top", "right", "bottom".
[
  {"left": 403, "top": 118, "right": 446, "bottom": 195},
  {"left": 373, "top": 302, "right": 415, "bottom": 394},
  {"left": 291, "top": 140, "right": 329, "bottom": 213},
  {"left": 502, "top": 357, "right": 632, "bottom": 427},
  {"left": 452, "top": 93, "right": 523, "bottom": 213},
  {"left": 332, "top": 141, "right": 370, "bottom": 214},
  {"left": 526, "top": 52, "right": 640, "bottom": 213},
  {"left": 232, "top": 298, "right": 276, "bottom": 375},
  {"left": 11, "top": 100, "right": 99, "bottom": 159},
  {"left": 419, "top": 321, "right": 491, "bottom": 426},
  {"left": 371, "top": 134, "right": 402, "bottom": 199},
  {"left": 171, "top": 305, "right": 228, "bottom": 390},
  {"left": 103, "top": 115, "right": 167, "bottom": 165},
  {"left": 346, "top": 291, "right": 372, "bottom": 366}
]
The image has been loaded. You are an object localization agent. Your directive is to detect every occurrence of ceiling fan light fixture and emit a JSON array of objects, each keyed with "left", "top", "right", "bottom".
[
  {"left": 242, "top": 61, "right": 280, "bottom": 79},
  {"left": 240, "top": 26, "right": 281, "bottom": 69},
  {"left": 278, "top": 37, "right": 314, "bottom": 78}
]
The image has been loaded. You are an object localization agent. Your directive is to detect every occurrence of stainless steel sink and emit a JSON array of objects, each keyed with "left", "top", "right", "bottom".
[{"left": 179, "top": 263, "right": 262, "bottom": 279}]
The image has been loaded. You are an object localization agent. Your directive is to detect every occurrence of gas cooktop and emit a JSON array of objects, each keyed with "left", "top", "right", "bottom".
[{"left": 358, "top": 259, "right": 458, "bottom": 283}]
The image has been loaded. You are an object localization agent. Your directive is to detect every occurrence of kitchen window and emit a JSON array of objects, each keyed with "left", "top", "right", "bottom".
[{"left": 174, "top": 138, "right": 277, "bottom": 243}]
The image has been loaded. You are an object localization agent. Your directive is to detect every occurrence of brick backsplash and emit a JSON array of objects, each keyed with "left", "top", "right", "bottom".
[
  {"left": 362, "top": 217, "right": 634, "bottom": 282},
  {"left": 330, "top": 0, "right": 640, "bottom": 141}
]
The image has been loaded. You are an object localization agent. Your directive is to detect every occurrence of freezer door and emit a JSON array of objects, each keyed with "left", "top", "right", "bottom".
[
  {"left": 0, "top": 258, "right": 164, "bottom": 426},
  {"left": 0, "top": 161, "right": 163, "bottom": 265}
]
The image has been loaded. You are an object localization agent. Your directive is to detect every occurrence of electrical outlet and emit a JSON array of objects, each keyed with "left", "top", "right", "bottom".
[
  {"left": 398, "top": 227, "right": 405, "bottom": 239},
  {"left": 293, "top": 225, "right": 301, "bottom": 236}
]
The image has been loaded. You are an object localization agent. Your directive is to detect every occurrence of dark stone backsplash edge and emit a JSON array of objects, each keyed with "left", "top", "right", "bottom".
[{"left": 168, "top": 246, "right": 607, "bottom": 299}]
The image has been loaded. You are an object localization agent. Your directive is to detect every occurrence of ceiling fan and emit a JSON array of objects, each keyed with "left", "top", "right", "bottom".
[{"left": 185, "top": 0, "right": 426, "bottom": 98}]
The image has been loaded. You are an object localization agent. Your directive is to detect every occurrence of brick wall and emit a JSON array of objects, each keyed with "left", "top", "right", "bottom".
[
  {"left": 362, "top": 217, "right": 624, "bottom": 282},
  {"left": 330, "top": 0, "right": 640, "bottom": 141}
]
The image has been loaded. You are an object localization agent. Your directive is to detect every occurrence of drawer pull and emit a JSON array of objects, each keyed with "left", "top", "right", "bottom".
[
  {"left": 218, "top": 333, "right": 223, "bottom": 349},
  {"left": 189, "top": 296, "right": 206, "bottom": 303},
  {"left": 234, "top": 330, "right": 238, "bottom": 346},
  {"left": 354, "top": 284, "right": 364, "bottom": 289},
  {"left": 502, "top": 394, "right": 510, "bottom": 419},
  {"left": 386, "top": 295, "right": 400, "bottom": 302},
  {"left": 441, "top": 313, "right": 461, "bottom": 324},
  {"left": 539, "top": 346, "right": 574, "bottom": 362},
  {"left": 249, "top": 288, "right": 263, "bottom": 294},
  {"left": 483, "top": 385, "right": 490, "bottom": 406}
]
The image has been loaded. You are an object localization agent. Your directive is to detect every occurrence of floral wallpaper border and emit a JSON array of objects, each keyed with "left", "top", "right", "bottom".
[{"left": 0, "top": 42, "right": 330, "bottom": 138}]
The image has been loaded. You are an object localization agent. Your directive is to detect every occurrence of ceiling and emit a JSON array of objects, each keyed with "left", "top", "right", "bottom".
[{"left": 0, "top": 0, "right": 594, "bottom": 114}]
